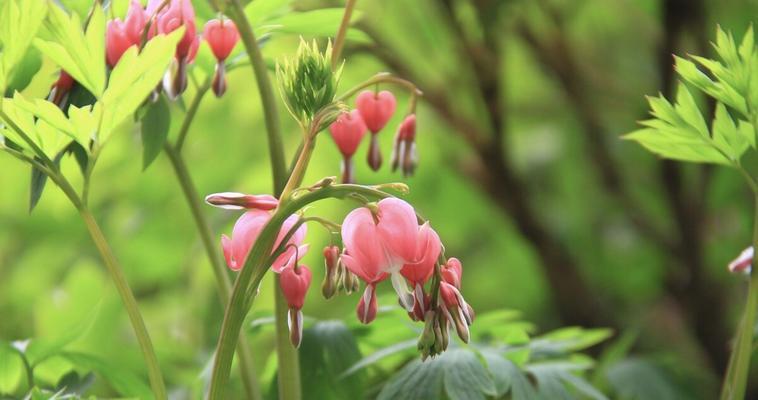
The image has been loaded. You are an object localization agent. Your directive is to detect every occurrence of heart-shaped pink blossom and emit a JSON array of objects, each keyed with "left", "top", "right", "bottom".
[
  {"left": 356, "top": 90, "right": 397, "bottom": 134},
  {"left": 329, "top": 110, "right": 367, "bottom": 158}
]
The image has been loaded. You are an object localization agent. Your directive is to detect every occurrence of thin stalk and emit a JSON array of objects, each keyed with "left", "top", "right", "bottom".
[
  {"left": 225, "top": 0, "right": 287, "bottom": 192},
  {"left": 337, "top": 73, "right": 422, "bottom": 102},
  {"left": 175, "top": 80, "right": 210, "bottom": 152},
  {"left": 273, "top": 278, "right": 302, "bottom": 399},
  {"left": 3, "top": 101, "right": 167, "bottom": 400},
  {"left": 164, "top": 145, "right": 262, "bottom": 400},
  {"left": 222, "top": 1, "right": 300, "bottom": 397},
  {"left": 331, "top": 0, "right": 357, "bottom": 70},
  {"left": 79, "top": 207, "right": 167, "bottom": 400}
]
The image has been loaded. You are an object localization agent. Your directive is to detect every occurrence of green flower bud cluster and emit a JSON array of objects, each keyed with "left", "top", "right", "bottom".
[{"left": 277, "top": 38, "right": 343, "bottom": 125}]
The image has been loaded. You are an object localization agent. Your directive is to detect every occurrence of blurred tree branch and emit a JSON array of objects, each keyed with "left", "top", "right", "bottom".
[{"left": 352, "top": 0, "right": 734, "bottom": 378}]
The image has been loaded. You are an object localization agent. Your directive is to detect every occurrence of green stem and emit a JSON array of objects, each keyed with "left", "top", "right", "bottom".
[
  {"left": 720, "top": 168, "right": 758, "bottom": 400},
  {"left": 222, "top": 1, "right": 300, "bottom": 397},
  {"left": 164, "top": 145, "right": 262, "bottom": 400},
  {"left": 225, "top": 0, "right": 287, "bottom": 193},
  {"left": 331, "top": 0, "right": 357, "bottom": 70},
  {"left": 175, "top": 80, "right": 210, "bottom": 152},
  {"left": 79, "top": 207, "right": 167, "bottom": 400}
]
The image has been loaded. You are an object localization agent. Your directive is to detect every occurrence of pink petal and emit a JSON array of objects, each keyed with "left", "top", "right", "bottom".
[{"left": 376, "top": 198, "right": 419, "bottom": 263}]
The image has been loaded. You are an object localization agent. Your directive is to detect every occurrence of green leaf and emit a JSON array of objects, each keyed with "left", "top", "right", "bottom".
[
  {"left": 443, "top": 349, "right": 497, "bottom": 400},
  {"left": 35, "top": 4, "right": 106, "bottom": 97},
  {"left": 56, "top": 371, "right": 95, "bottom": 396},
  {"left": 98, "top": 29, "right": 183, "bottom": 143},
  {"left": 0, "top": 0, "right": 47, "bottom": 91},
  {"left": 29, "top": 159, "right": 48, "bottom": 212},
  {"left": 259, "top": 9, "right": 369, "bottom": 42},
  {"left": 531, "top": 327, "right": 612, "bottom": 356},
  {"left": 292, "top": 320, "right": 365, "bottom": 400},
  {"left": 4, "top": 48, "right": 42, "bottom": 95},
  {"left": 377, "top": 358, "right": 444, "bottom": 400},
  {"left": 711, "top": 102, "right": 751, "bottom": 159},
  {"left": 606, "top": 358, "right": 681, "bottom": 400},
  {"left": 626, "top": 87, "right": 734, "bottom": 166},
  {"left": 61, "top": 352, "right": 152, "bottom": 399},
  {"left": 140, "top": 96, "right": 171, "bottom": 170},
  {"left": 0, "top": 343, "right": 24, "bottom": 395},
  {"left": 340, "top": 339, "right": 416, "bottom": 378}
]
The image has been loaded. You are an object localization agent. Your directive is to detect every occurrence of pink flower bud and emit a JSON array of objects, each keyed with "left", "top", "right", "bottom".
[
  {"left": 204, "top": 19, "right": 239, "bottom": 62},
  {"left": 205, "top": 192, "right": 279, "bottom": 210},
  {"left": 356, "top": 90, "right": 397, "bottom": 134},
  {"left": 322, "top": 245, "right": 340, "bottom": 298},
  {"left": 729, "top": 246, "right": 753, "bottom": 274},
  {"left": 390, "top": 114, "right": 418, "bottom": 177},
  {"left": 356, "top": 283, "right": 378, "bottom": 324},
  {"left": 329, "top": 110, "right": 367, "bottom": 158},
  {"left": 441, "top": 257, "right": 463, "bottom": 289},
  {"left": 280, "top": 265, "right": 312, "bottom": 310},
  {"left": 439, "top": 281, "right": 473, "bottom": 343}
]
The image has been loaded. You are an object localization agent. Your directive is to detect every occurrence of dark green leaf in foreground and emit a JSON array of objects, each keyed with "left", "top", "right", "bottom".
[{"left": 141, "top": 95, "right": 171, "bottom": 170}]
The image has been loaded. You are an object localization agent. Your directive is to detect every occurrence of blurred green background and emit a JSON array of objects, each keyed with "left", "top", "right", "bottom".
[{"left": 3, "top": 0, "right": 758, "bottom": 398}]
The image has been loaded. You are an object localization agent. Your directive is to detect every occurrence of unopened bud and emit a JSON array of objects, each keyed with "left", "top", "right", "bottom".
[
  {"left": 288, "top": 308, "right": 303, "bottom": 348},
  {"left": 321, "top": 246, "right": 340, "bottom": 299},
  {"left": 212, "top": 62, "right": 227, "bottom": 97},
  {"left": 728, "top": 246, "right": 753, "bottom": 274},
  {"left": 356, "top": 284, "right": 378, "bottom": 324},
  {"left": 367, "top": 134, "right": 382, "bottom": 171},
  {"left": 205, "top": 192, "right": 279, "bottom": 210}
]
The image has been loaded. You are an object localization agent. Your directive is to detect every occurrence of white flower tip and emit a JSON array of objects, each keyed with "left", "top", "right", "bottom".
[{"left": 728, "top": 246, "right": 754, "bottom": 274}]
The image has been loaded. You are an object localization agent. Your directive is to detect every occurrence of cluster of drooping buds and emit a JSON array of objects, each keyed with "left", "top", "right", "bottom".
[
  {"left": 328, "top": 90, "right": 418, "bottom": 183},
  {"left": 203, "top": 18, "right": 240, "bottom": 97},
  {"left": 321, "top": 245, "right": 360, "bottom": 299},
  {"left": 205, "top": 191, "right": 472, "bottom": 353},
  {"left": 102, "top": 0, "right": 237, "bottom": 100},
  {"left": 728, "top": 246, "right": 753, "bottom": 274}
]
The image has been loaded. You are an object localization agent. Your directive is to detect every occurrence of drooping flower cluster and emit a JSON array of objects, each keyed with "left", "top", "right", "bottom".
[
  {"left": 206, "top": 191, "right": 473, "bottom": 354},
  {"left": 70, "top": 0, "right": 240, "bottom": 103},
  {"left": 328, "top": 90, "right": 418, "bottom": 183},
  {"left": 338, "top": 198, "right": 473, "bottom": 356}
]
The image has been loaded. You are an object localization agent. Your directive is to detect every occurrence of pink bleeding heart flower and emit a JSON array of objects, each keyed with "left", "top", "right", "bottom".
[
  {"left": 221, "top": 210, "right": 308, "bottom": 272},
  {"left": 356, "top": 90, "right": 397, "bottom": 134},
  {"left": 400, "top": 223, "right": 441, "bottom": 318},
  {"left": 279, "top": 264, "right": 312, "bottom": 347},
  {"left": 357, "top": 90, "right": 396, "bottom": 171},
  {"left": 203, "top": 18, "right": 240, "bottom": 97},
  {"left": 105, "top": 0, "right": 148, "bottom": 68},
  {"left": 341, "top": 198, "right": 429, "bottom": 314},
  {"left": 149, "top": 0, "right": 196, "bottom": 98},
  {"left": 391, "top": 114, "right": 418, "bottom": 177},
  {"left": 204, "top": 18, "right": 239, "bottom": 61},
  {"left": 205, "top": 192, "right": 278, "bottom": 211},
  {"left": 329, "top": 110, "right": 367, "bottom": 183},
  {"left": 728, "top": 246, "right": 753, "bottom": 274}
]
